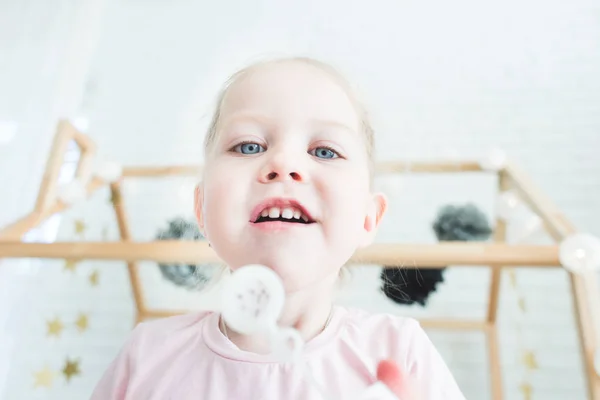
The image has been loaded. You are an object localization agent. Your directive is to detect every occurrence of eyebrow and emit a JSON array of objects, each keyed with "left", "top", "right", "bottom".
[{"left": 220, "top": 113, "right": 357, "bottom": 134}]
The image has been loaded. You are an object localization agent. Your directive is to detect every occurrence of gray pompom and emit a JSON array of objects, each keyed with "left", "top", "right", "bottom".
[
  {"left": 432, "top": 204, "right": 493, "bottom": 241},
  {"left": 156, "top": 217, "right": 217, "bottom": 291}
]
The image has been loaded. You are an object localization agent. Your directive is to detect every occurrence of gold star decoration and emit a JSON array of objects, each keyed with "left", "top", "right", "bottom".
[
  {"left": 47, "top": 318, "right": 64, "bottom": 338},
  {"left": 89, "top": 270, "right": 99, "bottom": 286},
  {"left": 522, "top": 351, "right": 539, "bottom": 370},
  {"left": 64, "top": 259, "right": 79, "bottom": 273},
  {"left": 519, "top": 382, "right": 533, "bottom": 400},
  {"left": 75, "top": 313, "right": 89, "bottom": 333},
  {"left": 62, "top": 358, "right": 81, "bottom": 383},
  {"left": 33, "top": 366, "right": 55, "bottom": 388},
  {"left": 508, "top": 269, "right": 517, "bottom": 288},
  {"left": 74, "top": 219, "right": 87, "bottom": 236},
  {"left": 518, "top": 297, "right": 527, "bottom": 313}
]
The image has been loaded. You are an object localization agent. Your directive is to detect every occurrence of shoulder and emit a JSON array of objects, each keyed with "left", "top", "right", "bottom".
[
  {"left": 341, "top": 307, "right": 423, "bottom": 339},
  {"left": 336, "top": 307, "right": 426, "bottom": 366},
  {"left": 337, "top": 308, "right": 466, "bottom": 398},
  {"left": 128, "top": 311, "right": 213, "bottom": 353}
]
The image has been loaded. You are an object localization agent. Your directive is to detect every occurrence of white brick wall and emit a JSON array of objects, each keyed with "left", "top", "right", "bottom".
[{"left": 2, "top": 0, "right": 600, "bottom": 399}]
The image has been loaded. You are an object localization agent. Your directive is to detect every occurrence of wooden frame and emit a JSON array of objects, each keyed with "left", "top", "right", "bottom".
[{"left": 1, "top": 120, "right": 599, "bottom": 399}]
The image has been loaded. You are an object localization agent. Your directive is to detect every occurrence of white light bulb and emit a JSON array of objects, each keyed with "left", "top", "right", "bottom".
[
  {"left": 513, "top": 215, "right": 544, "bottom": 243},
  {"left": 495, "top": 190, "right": 521, "bottom": 221},
  {"left": 480, "top": 148, "right": 507, "bottom": 171},
  {"left": 94, "top": 161, "right": 122, "bottom": 182},
  {"left": 58, "top": 180, "right": 86, "bottom": 205},
  {"left": 559, "top": 234, "right": 600, "bottom": 273}
]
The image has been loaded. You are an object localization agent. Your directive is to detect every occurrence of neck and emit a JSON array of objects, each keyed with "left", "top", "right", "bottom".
[{"left": 221, "top": 272, "right": 337, "bottom": 354}]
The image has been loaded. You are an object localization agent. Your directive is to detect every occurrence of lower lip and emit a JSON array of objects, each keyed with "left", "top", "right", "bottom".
[{"left": 251, "top": 221, "right": 313, "bottom": 231}]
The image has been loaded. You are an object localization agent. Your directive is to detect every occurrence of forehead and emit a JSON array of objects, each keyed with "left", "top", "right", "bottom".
[{"left": 219, "top": 62, "right": 360, "bottom": 132}]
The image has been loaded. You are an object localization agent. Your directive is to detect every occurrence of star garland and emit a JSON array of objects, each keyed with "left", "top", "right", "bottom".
[{"left": 508, "top": 268, "right": 539, "bottom": 400}]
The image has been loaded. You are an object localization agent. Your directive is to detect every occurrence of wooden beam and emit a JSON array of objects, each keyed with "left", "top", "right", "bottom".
[
  {"left": 0, "top": 241, "right": 562, "bottom": 267},
  {"left": 120, "top": 161, "right": 485, "bottom": 178},
  {"left": 375, "top": 160, "right": 484, "bottom": 174},
  {"left": 138, "top": 309, "right": 489, "bottom": 332},
  {"left": 418, "top": 319, "right": 487, "bottom": 331},
  {"left": 122, "top": 165, "right": 202, "bottom": 178},
  {"left": 504, "top": 162, "right": 572, "bottom": 241},
  {"left": 0, "top": 177, "right": 105, "bottom": 240}
]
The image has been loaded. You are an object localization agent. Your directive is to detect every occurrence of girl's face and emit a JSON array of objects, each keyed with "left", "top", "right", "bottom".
[{"left": 196, "top": 62, "right": 386, "bottom": 292}]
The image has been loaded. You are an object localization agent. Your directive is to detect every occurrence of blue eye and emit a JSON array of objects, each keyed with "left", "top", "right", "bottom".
[
  {"left": 311, "top": 147, "right": 338, "bottom": 159},
  {"left": 235, "top": 142, "right": 264, "bottom": 154}
]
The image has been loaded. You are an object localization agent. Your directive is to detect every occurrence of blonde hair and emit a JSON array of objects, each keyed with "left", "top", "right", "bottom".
[{"left": 202, "top": 56, "right": 375, "bottom": 173}]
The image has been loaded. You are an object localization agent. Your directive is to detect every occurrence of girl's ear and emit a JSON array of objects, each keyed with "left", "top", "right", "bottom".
[
  {"left": 194, "top": 183, "right": 207, "bottom": 236},
  {"left": 360, "top": 192, "right": 388, "bottom": 247}
]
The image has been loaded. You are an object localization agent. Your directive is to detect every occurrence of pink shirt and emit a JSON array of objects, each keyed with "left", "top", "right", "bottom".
[{"left": 91, "top": 307, "right": 465, "bottom": 399}]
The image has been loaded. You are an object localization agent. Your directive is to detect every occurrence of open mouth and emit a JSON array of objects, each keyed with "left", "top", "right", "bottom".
[{"left": 253, "top": 206, "right": 315, "bottom": 225}]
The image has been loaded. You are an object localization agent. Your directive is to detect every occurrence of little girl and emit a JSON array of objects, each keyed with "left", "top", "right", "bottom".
[{"left": 91, "top": 57, "right": 466, "bottom": 399}]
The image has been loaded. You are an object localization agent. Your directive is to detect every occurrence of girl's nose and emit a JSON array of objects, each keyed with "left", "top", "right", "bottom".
[{"left": 258, "top": 151, "right": 306, "bottom": 183}]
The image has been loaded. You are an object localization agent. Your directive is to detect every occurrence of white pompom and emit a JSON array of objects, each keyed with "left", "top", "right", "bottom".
[
  {"left": 559, "top": 233, "right": 600, "bottom": 273},
  {"left": 221, "top": 264, "right": 285, "bottom": 335},
  {"left": 480, "top": 148, "right": 507, "bottom": 171},
  {"left": 58, "top": 180, "right": 86, "bottom": 205},
  {"left": 95, "top": 161, "right": 122, "bottom": 182},
  {"left": 495, "top": 190, "right": 521, "bottom": 221}
]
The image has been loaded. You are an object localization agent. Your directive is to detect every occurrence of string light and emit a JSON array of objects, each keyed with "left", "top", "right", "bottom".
[
  {"left": 559, "top": 234, "right": 600, "bottom": 273},
  {"left": 480, "top": 148, "right": 507, "bottom": 171},
  {"left": 495, "top": 190, "right": 522, "bottom": 221}
]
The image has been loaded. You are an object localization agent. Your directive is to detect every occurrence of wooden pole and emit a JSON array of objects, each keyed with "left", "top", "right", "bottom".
[
  {"left": 72, "top": 129, "right": 97, "bottom": 183},
  {"left": 109, "top": 181, "right": 147, "bottom": 325},
  {"left": 0, "top": 241, "right": 562, "bottom": 267}
]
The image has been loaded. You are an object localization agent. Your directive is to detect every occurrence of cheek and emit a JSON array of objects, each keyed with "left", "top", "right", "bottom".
[
  {"left": 203, "top": 180, "right": 242, "bottom": 234},
  {"left": 327, "top": 182, "right": 368, "bottom": 232}
]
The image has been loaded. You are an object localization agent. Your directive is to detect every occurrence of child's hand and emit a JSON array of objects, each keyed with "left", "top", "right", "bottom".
[{"left": 376, "top": 360, "right": 422, "bottom": 400}]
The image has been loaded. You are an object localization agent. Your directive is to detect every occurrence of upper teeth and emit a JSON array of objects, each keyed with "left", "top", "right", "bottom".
[{"left": 260, "top": 207, "right": 309, "bottom": 222}]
